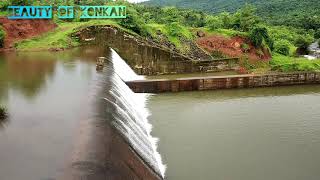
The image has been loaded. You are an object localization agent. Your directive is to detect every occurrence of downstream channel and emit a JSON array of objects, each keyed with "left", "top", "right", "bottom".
[{"left": 148, "top": 85, "right": 320, "bottom": 180}]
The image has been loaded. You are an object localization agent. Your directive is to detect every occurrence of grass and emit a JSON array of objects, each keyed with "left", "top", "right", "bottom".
[
  {"left": 16, "top": 20, "right": 135, "bottom": 51},
  {"left": 270, "top": 54, "right": 320, "bottom": 72},
  {"left": 0, "top": 10, "right": 9, "bottom": 16},
  {"left": 195, "top": 28, "right": 248, "bottom": 38},
  {"left": 145, "top": 23, "right": 193, "bottom": 52}
]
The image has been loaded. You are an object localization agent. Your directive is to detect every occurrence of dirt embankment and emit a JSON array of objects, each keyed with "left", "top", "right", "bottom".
[
  {"left": 196, "top": 34, "right": 272, "bottom": 62},
  {"left": 0, "top": 17, "right": 56, "bottom": 50}
]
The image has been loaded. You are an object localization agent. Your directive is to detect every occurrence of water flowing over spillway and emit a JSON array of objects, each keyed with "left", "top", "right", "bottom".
[{"left": 103, "top": 49, "right": 166, "bottom": 178}]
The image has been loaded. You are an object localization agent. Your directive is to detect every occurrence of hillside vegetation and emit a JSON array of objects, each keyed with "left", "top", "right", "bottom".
[{"left": 144, "top": 0, "right": 320, "bottom": 31}]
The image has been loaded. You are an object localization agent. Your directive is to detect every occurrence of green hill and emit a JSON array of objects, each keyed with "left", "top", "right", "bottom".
[{"left": 143, "top": 0, "right": 320, "bottom": 28}]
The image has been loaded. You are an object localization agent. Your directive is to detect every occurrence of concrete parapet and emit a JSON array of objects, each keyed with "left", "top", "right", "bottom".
[{"left": 126, "top": 72, "right": 320, "bottom": 93}]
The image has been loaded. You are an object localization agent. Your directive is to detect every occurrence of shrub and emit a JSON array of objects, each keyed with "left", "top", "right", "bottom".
[
  {"left": 166, "top": 22, "right": 193, "bottom": 39},
  {"left": 241, "top": 43, "right": 250, "bottom": 52},
  {"left": 240, "top": 55, "right": 255, "bottom": 70},
  {"left": 0, "top": 0, "right": 10, "bottom": 9},
  {"left": 315, "top": 29, "right": 320, "bottom": 39},
  {"left": 249, "top": 26, "right": 274, "bottom": 50},
  {"left": 11, "top": 0, "right": 31, "bottom": 5},
  {"left": 206, "top": 16, "right": 223, "bottom": 30},
  {"left": 119, "top": 9, "right": 148, "bottom": 36},
  {"left": 0, "top": 106, "right": 7, "bottom": 120},
  {"left": 274, "top": 40, "right": 290, "bottom": 56},
  {"left": 270, "top": 54, "right": 320, "bottom": 72},
  {"left": 256, "top": 49, "right": 264, "bottom": 58},
  {"left": 211, "top": 50, "right": 226, "bottom": 58},
  {"left": 295, "top": 36, "right": 312, "bottom": 55},
  {"left": 0, "top": 27, "right": 5, "bottom": 48}
]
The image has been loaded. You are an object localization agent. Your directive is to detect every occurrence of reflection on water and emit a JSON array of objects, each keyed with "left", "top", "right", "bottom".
[
  {"left": 0, "top": 113, "right": 8, "bottom": 129},
  {"left": 0, "top": 46, "right": 108, "bottom": 180},
  {"left": 149, "top": 85, "right": 320, "bottom": 180}
]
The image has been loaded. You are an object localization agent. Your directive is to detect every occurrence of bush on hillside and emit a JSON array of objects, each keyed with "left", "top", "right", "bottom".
[
  {"left": 274, "top": 40, "right": 290, "bottom": 56},
  {"left": 206, "top": 16, "right": 223, "bottom": 30},
  {"left": 0, "top": 0, "right": 10, "bottom": 9},
  {"left": 0, "top": 106, "right": 7, "bottom": 120},
  {"left": 11, "top": 0, "right": 31, "bottom": 5},
  {"left": 241, "top": 43, "right": 250, "bottom": 53},
  {"left": 119, "top": 9, "right": 148, "bottom": 36},
  {"left": 249, "top": 26, "right": 274, "bottom": 50},
  {"left": 315, "top": 29, "right": 320, "bottom": 39},
  {"left": 166, "top": 22, "right": 192, "bottom": 39},
  {"left": 0, "top": 27, "right": 5, "bottom": 48},
  {"left": 295, "top": 36, "right": 312, "bottom": 55}
]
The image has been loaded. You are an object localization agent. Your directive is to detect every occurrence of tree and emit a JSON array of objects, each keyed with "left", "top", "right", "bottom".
[
  {"left": 219, "top": 12, "right": 232, "bottom": 29},
  {"left": 119, "top": 8, "right": 148, "bottom": 36},
  {"left": 234, "top": 4, "right": 259, "bottom": 32},
  {"left": 161, "top": 7, "right": 184, "bottom": 24},
  {"left": 206, "top": 16, "right": 223, "bottom": 30},
  {"left": 301, "top": 15, "right": 320, "bottom": 30},
  {"left": 184, "top": 10, "right": 205, "bottom": 27},
  {"left": 249, "top": 26, "right": 274, "bottom": 50}
]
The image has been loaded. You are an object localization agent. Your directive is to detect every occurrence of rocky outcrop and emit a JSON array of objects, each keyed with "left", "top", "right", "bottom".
[{"left": 197, "top": 35, "right": 272, "bottom": 61}]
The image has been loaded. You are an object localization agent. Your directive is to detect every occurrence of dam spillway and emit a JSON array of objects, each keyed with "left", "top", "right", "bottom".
[
  {"left": 64, "top": 48, "right": 165, "bottom": 180},
  {"left": 104, "top": 49, "right": 166, "bottom": 177}
]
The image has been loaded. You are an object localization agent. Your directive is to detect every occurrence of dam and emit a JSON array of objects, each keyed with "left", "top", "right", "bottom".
[{"left": 1, "top": 27, "right": 320, "bottom": 180}]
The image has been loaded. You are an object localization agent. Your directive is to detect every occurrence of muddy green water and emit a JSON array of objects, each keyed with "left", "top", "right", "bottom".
[
  {"left": 0, "top": 47, "right": 107, "bottom": 180},
  {"left": 2, "top": 45, "right": 320, "bottom": 180},
  {"left": 148, "top": 85, "right": 320, "bottom": 180}
]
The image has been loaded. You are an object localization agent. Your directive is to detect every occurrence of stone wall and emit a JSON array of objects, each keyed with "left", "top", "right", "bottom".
[
  {"left": 126, "top": 72, "right": 320, "bottom": 93},
  {"left": 76, "top": 26, "right": 239, "bottom": 75}
]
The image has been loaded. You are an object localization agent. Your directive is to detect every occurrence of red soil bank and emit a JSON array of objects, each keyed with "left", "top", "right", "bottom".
[
  {"left": 0, "top": 17, "right": 56, "bottom": 50},
  {"left": 197, "top": 35, "right": 271, "bottom": 62}
]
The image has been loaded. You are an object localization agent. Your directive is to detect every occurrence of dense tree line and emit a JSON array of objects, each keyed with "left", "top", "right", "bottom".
[{"left": 144, "top": 0, "right": 320, "bottom": 36}]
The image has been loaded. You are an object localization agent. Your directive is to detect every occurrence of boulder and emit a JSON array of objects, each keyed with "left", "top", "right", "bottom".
[{"left": 196, "top": 31, "right": 205, "bottom": 37}]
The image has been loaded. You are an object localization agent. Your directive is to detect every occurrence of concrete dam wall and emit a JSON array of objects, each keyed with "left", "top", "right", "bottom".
[
  {"left": 126, "top": 72, "right": 320, "bottom": 93},
  {"left": 75, "top": 25, "right": 239, "bottom": 76},
  {"left": 62, "top": 49, "right": 164, "bottom": 180}
]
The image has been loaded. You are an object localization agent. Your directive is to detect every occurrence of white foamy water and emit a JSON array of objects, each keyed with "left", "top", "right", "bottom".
[
  {"left": 110, "top": 49, "right": 145, "bottom": 81},
  {"left": 103, "top": 49, "right": 166, "bottom": 177}
]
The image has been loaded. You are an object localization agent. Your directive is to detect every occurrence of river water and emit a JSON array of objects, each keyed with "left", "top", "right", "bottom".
[
  {"left": 1, "top": 45, "right": 320, "bottom": 180},
  {"left": 148, "top": 85, "right": 320, "bottom": 180},
  {"left": 0, "top": 46, "right": 108, "bottom": 180}
]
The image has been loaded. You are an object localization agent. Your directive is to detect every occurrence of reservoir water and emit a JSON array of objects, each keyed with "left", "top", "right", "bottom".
[
  {"left": 0, "top": 46, "right": 165, "bottom": 180},
  {"left": 0, "top": 46, "right": 107, "bottom": 180},
  {"left": 149, "top": 85, "right": 320, "bottom": 180}
]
